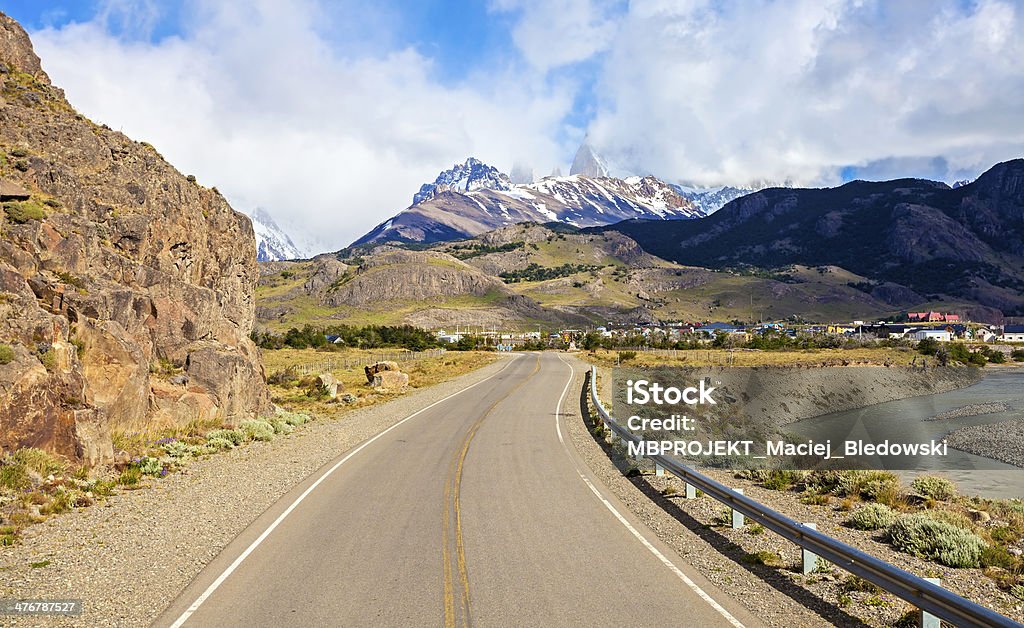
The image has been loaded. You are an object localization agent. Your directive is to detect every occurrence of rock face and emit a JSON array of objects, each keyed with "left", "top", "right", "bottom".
[{"left": 0, "top": 13, "right": 271, "bottom": 464}]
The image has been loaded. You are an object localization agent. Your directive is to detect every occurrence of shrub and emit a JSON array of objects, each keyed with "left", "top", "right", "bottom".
[
  {"left": 278, "top": 409, "right": 310, "bottom": 426},
  {"left": 118, "top": 466, "right": 141, "bottom": 486},
  {"left": 240, "top": 420, "right": 275, "bottom": 442},
  {"left": 887, "top": 513, "right": 986, "bottom": 567},
  {"left": 40, "top": 489, "right": 74, "bottom": 515},
  {"left": 39, "top": 348, "right": 57, "bottom": 371},
  {"left": 206, "top": 428, "right": 245, "bottom": 446},
  {"left": 2, "top": 200, "right": 45, "bottom": 223},
  {"left": 205, "top": 437, "right": 236, "bottom": 451},
  {"left": 617, "top": 351, "right": 637, "bottom": 362},
  {"left": 846, "top": 503, "right": 898, "bottom": 530},
  {"left": 762, "top": 469, "right": 805, "bottom": 491},
  {"left": 138, "top": 456, "right": 163, "bottom": 476},
  {"left": 1012, "top": 349, "right": 1024, "bottom": 362},
  {"left": 10, "top": 448, "right": 64, "bottom": 476},
  {"left": 980, "top": 545, "right": 1019, "bottom": 569},
  {"left": 0, "top": 463, "right": 30, "bottom": 490},
  {"left": 268, "top": 418, "right": 294, "bottom": 435},
  {"left": 0, "top": 343, "right": 14, "bottom": 365},
  {"left": 1011, "top": 585, "right": 1024, "bottom": 601}
]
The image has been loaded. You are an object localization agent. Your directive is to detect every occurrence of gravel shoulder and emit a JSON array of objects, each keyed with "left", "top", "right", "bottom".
[
  {"left": 562, "top": 355, "right": 1024, "bottom": 627},
  {"left": 0, "top": 356, "right": 515, "bottom": 627}
]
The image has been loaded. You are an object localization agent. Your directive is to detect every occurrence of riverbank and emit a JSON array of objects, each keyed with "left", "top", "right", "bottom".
[{"left": 947, "top": 419, "right": 1024, "bottom": 469}]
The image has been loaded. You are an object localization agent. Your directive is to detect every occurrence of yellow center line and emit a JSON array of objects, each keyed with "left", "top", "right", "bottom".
[{"left": 443, "top": 354, "right": 541, "bottom": 627}]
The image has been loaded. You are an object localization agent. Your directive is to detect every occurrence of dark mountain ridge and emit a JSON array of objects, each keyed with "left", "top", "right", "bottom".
[{"left": 596, "top": 160, "right": 1024, "bottom": 315}]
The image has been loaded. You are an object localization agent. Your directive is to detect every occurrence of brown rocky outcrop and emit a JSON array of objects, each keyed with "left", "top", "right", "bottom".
[{"left": 0, "top": 13, "right": 270, "bottom": 463}]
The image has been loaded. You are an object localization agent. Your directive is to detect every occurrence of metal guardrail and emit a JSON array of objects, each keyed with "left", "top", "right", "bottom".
[{"left": 587, "top": 366, "right": 1021, "bottom": 628}]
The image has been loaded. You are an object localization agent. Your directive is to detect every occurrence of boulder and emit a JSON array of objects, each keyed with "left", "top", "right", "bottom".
[
  {"left": 371, "top": 370, "right": 409, "bottom": 390},
  {"left": 364, "top": 360, "right": 400, "bottom": 384},
  {"left": 312, "top": 372, "right": 339, "bottom": 399}
]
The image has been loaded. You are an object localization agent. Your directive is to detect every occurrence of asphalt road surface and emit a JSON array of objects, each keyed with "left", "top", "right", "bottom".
[{"left": 157, "top": 353, "right": 761, "bottom": 627}]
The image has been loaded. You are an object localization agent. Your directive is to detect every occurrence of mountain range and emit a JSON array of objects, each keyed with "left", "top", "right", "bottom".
[
  {"left": 353, "top": 157, "right": 704, "bottom": 246},
  {"left": 598, "top": 159, "right": 1024, "bottom": 316}
]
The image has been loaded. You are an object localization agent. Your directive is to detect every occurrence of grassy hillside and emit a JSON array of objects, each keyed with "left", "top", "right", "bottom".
[{"left": 255, "top": 223, "right": 946, "bottom": 331}]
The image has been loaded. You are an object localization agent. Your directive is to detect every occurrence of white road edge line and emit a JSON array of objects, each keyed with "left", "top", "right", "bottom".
[
  {"left": 553, "top": 355, "right": 745, "bottom": 628},
  {"left": 169, "top": 354, "right": 523, "bottom": 628}
]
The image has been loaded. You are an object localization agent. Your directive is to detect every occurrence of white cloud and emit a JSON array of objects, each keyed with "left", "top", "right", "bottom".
[
  {"left": 30, "top": 0, "right": 574, "bottom": 252},
  {"left": 26, "top": 0, "right": 1024, "bottom": 253},
  {"left": 490, "top": 0, "right": 622, "bottom": 71},
  {"left": 586, "top": 0, "right": 1024, "bottom": 186}
]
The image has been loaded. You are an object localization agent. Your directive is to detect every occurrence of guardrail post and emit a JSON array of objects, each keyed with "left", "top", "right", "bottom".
[
  {"left": 655, "top": 462, "right": 665, "bottom": 476},
  {"left": 685, "top": 483, "right": 697, "bottom": 499},
  {"left": 921, "top": 578, "right": 940, "bottom": 628},
  {"left": 731, "top": 489, "right": 745, "bottom": 528},
  {"left": 801, "top": 523, "right": 819, "bottom": 574}
]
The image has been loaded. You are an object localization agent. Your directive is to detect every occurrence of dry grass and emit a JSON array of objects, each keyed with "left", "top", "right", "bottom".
[{"left": 262, "top": 348, "right": 497, "bottom": 419}]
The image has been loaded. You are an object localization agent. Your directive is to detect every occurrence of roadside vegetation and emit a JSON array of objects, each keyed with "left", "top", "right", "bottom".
[
  {"left": 733, "top": 469, "right": 1024, "bottom": 588},
  {"left": 1, "top": 335, "right": 497, "bottom": 547}
]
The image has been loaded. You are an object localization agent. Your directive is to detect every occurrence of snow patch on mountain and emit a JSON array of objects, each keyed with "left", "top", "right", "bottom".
[
  {"left": 247, "top": 208, "right": 307, "bottom": 261},
  {"left": 413, "top": 157, "right": 512, "bottom": 204}
]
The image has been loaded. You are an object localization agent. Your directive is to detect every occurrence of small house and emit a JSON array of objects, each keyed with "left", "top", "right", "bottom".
[
  {"left": 914, "top": 328, "right": 951, "bottom": 342},
  {"left": 1001, "top": 325, "right": 1024, "bottom": 343}
]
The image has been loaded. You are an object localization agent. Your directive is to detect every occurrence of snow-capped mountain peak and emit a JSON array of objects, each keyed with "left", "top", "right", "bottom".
[
  {"left": 412, "top": 157, "right": 513, "bottom": 205},
  {"left": 248, "top": 208, "right": 306, "bottom": 262},
  {"left": 352, "top": 158, "right": 704, "bottom": 246},
  {"left": 569, "top": 141, "right": 609, "bottom": 178}
]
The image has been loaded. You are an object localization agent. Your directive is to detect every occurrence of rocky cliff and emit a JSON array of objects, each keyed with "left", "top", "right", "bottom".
[{"left": 0, "top": 13, "right": 270, "bottom": 464}]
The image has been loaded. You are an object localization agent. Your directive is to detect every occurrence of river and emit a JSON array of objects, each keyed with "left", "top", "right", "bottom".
[{"left": 787, "top": 367, "right": 1024, "bottom": 499}]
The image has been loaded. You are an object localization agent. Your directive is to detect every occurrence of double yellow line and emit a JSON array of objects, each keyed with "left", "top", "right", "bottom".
[{"left": 442, "top": 354, "right": 541, "bottom": 628}]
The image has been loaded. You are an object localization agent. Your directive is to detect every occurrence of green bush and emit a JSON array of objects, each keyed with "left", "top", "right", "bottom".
[
  {"left": 10, "top": 448, "right": 64, "bottom": 476},
  {"left": 205, "top": 437, "right": 236, "bottom": 451},
  {"left": 761, "top": 469, "right": 806, "bottom": 490},
  {"left": 846, "top": 503, "right": 898, "bottom": 530},
  {"left": 1011, "top": 349, "right": 1024, "bottom": 362},
  {"left": 240, "top": 420, "right": 275, "bottom": 442},
  {"left": 206, "top": 428, "right": 245, "bottom": 446},
  {"left": 911, "top": 475, "right": 957, "bottom": 501},
  {"left": 39, "top": 348, "right": 57, "bottom": 371},
  {"left": 2, "top": 200, "right": 46, "bottom": 224},
  {"left": 980, "top": 545, "right": 1019, "bottom": 569},
  {"left": 1011, "top": 585, "right": 1024, "bottom": 601},
  {"left": 0, "top": 463, "right": 30, "bottom": 491},
  {"left": 118, "top": 466, "right": 141, "bottom": 486},
  {"left": 887, "top": 513, "right": 986, "bottom": 567},
  {"left": 0, "top": 343, "right": 14, "bottom": 365},
  {"left": 268, "top": 418, "right": 294, "bottom": 435},
  {"left": 138, "top": 456, "right": 163, "bottom": 476},
  {"left": 275, "top": 408, "right": 310, "bottom": 426}
]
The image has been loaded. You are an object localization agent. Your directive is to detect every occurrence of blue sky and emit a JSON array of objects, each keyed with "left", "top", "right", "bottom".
[{"left": 3, "top": 0, "right": 1022, "bottom": 250}]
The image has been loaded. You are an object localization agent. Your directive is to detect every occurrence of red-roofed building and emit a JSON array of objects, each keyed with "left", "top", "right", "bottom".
[{"left": 944, "top": 314, "right": 960, "bottom": 322}]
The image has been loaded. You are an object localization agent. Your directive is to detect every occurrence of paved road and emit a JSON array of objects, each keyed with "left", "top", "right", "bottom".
[{"left": 157, "top": 353, "right": 760, "bottom": 627}]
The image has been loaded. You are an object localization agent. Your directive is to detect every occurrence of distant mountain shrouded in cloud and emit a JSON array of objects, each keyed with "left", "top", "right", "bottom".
[{"left": 12, "top": 0, "right": 1023, "bottom": 249}]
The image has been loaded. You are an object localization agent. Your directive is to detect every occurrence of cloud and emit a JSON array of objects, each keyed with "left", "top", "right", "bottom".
[
  {"left": 30, "top": 0, "right": 574, "bottom": 252},
  {"left": 490, "top": 0, "right": 623, "bottom": 71},
  {"left": 586, "top": 0, "right": 1024, "bottom": 186},
  {"left": 26, "top": 0, "right": 1024, "bottom": 252}
]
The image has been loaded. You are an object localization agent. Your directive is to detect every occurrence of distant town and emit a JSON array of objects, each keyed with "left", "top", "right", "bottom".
[{"left": 432, "top": 312, "right": 1024, "bottom": 350}]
